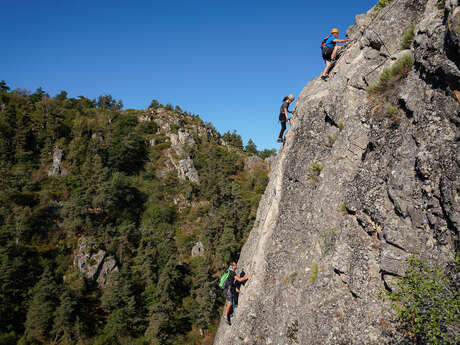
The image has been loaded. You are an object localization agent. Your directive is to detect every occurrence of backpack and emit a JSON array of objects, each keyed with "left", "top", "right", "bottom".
[
  {"left": 218, "top": 270, "right": 230, "bottom": 290},
  {"left": 320, "top": 35, "right": 331, "bottom": 50}
]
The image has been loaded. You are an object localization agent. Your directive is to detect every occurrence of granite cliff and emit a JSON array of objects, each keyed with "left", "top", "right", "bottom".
[{"left": 214, "top": 0, "right": 459, "bottom": 344}]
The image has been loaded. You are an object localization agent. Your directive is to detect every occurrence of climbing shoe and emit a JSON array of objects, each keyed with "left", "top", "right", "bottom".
[
  {"left": 277, "top": 138, "right": 284, "bottom": 143},
  {"left": 320, "top": 75, "right": 328, "bottom": 81},
  {"left": 223, "top": 315, "right": 231, "bottom": 326}
]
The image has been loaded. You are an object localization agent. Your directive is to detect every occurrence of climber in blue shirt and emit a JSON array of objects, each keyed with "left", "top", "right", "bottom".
[{"left": 320, "top": 28, "right": 350, "bottom": 80}]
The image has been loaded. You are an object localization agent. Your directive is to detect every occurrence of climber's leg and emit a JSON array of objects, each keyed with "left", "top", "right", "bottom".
[
  {"left": 321, "top": 60, "right": 332, "bottom": 77},
  {"left": 331, "top": 45, "right": 339, "bottom": 60},
  {"left": 278, "top": 121, "right": 287, "bottom": 142},
  {"left": 223, "top": 300, "right": 232, "bottom": 324}
]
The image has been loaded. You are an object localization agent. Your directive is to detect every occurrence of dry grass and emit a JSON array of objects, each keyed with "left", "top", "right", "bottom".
[
  {"left": 367, "top": 52, "right": 414, "bottom": 95},
  {"left": 400, "top": 24, "right": 415, "bottom": 50},
  {"left": 367, "top": 52, "right": 413, "bottom": 126},
  {"left": 309, "top": 261, "right": 318, "bottom": 283}
]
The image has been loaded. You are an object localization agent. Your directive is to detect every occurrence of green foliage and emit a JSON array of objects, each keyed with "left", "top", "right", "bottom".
[
  {"left": 320, "top": 229, "right": 337, "bottom": 255},
  {"left": 0, "top": 80, "right": 10, "bottom": 92},
  {"left": 309, "top": 262, "right": 318, "bottom": 283},
  {"left": 96, "top": 94, "right": 123, "bottom": 110},
  {"left": 337, "top": 122, "right": 344, "bottom": 131},
  {"left": 311, "top": 164, "right": 322, "bottom": 176},
  {"left": 23, "top": 268, "right": 59, "bottom": 342},
  {"left": 367, "top": 52, "right": 414, "bottom": 95},
  {"left": 222, "top": 130, "right": 243, "bottom": 149},
  {"left": 376, "top": 0, "right": 394, "bottom": 9},
  {"left": 245, "top": 139, "right": 258, "bottom": 155},
  {"left": 148, "top": 99, "right": 161, "bottom": 109},
  {"left": 386, "top": 257, "right": 459, "bottom": 344},
  {"left": 373, "top": 0, "right": 394, "bottom": 18},
  {"left": 258, "top": 148, "right": 276, "bottom": 159},
  {"left": 384, "top": 103, "right": 398, "bottom": 116},
  {"left": 0, "top": 84, "right": 268, "bottom": 345},
  {"left": 400, "top": 24, "right": 416, "bottom": 50}
]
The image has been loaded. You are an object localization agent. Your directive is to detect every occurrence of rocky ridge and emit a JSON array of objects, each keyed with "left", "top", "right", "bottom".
[{"left": 214, "top": 0, "right": 459, "bottom": 344}]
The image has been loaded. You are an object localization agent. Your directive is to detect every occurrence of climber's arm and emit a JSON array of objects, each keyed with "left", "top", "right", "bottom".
[{"left": 235, "top": 273, "right": 251, "bottom": 282}]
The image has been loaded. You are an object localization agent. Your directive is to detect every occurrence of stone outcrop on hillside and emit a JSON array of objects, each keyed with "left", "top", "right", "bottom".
[
  {"left": 214, "top": 0, "right": 459, "bottom": 344},
  {"left": 47, "top": 147, "right": 63, "bottom": 177},
  {"left": 74, "top": 237, "right": 119, "bottom": 288}
]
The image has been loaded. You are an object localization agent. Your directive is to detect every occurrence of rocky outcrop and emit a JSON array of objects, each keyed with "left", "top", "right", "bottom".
[
  {"left": 177, "top": 158, "right": 200, "bottom": 183},
  {"left": 244, "top": 154, "right": 264, "bottom": 172},
  {"left": 214, "top": 1, "right": 459, "bottom": 344},
  {"left": 74, "top": 237, "right": 119, "bottom": 288},
  {"left": 47, "top": 147, "right": 63, "bottom": 177},
  {"left": 191, "top": 241, "right": 205, "bottom": 257}
]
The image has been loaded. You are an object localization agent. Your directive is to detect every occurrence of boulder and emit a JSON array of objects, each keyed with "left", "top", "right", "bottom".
[
  {"left": 191, "top": 241, "right": 205, "bottom": 257},
  {"left": 74, "top": 237, "right": 119, "bottom": 288}
]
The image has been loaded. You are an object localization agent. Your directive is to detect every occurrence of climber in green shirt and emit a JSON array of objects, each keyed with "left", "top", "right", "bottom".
[{"left": 223, "top": 261, "right": 250, "bottom": 325}]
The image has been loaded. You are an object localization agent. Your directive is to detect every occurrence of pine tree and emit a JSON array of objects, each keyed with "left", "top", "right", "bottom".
[
  {"left": 145, "top": 256, "right": 187, "bottom": 344},
  {"left": 52, "top": 289, "right": 77, "bottom": 344},
  {"left": 190, "top": 257, "right": 216, "bottom": 330},
  {"left": 101, "top": 269, "right": 141, "bottom": 342},
  {"left": 23, "top": 267, "right": 59, "bottom": 343},
  {"left": 245, "top": 139, "right": 258, "bottom": 155}
]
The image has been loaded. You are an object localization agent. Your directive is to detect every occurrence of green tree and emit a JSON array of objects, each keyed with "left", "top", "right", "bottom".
[
  {"left": 0, "top": 80, "right": 10, "bottom": 92},
  {"left": 145, "top": 256, "right": 188, "bottom": 344},
  {"left": 189, "top": 257, "right": 216, "bottom": 330},
  {"left": 96, "top": 94, "right": 123, "bottom": 110},
  {"left": 387, "top": 257, "right": 459, "bottom": 344},
  {"left": 101, "top": 269, "right": 144, "bottom": 342},
  {"left": 52, "top": 289, "right": 78, "bottom": 344},
  {"left": 258, "top": 148, "right": 276, "bottom": 159},
  {"left": 148, "top": 99, "right": 160, "bottom": 109},
  {"left": 55, "top": 90, "right": 68, "bottom": 101},
  {"left": 245, "top": 139, "right": 258, "bottom": 155},
  {"left": 222, "top": 130, "right": 243, "bottom": 149},
  {"left": 23, "top": 267, "right": 59, "bottom": 343}
]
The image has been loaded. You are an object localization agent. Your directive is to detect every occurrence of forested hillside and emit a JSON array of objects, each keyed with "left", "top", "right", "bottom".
[{"left": 0, "top": 81, "right": 272, "bottom": 345}]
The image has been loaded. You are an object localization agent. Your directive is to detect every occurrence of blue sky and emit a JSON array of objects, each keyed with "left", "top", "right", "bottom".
[{"left": 1, "top": 0, "right": 376, "bottom": 150}]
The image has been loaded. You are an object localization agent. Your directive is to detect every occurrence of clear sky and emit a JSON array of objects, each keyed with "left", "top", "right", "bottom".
[{"left": 1, "top": 0, "right": 376, "bottom": 150}]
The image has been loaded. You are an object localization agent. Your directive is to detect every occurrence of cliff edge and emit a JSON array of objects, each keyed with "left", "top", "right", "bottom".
[{"left": 214, "top": 0, "right": 459, "bottom": 344}]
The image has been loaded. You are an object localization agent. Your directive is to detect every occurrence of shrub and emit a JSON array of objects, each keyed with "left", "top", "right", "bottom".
[
  {"left": 384, "top": 104, "right": 398, "bottom": 116},
  {"left": 340, "top": 202, "right": 348, "bottom": 214},
  {"left": 311, "top": 164, "right": 322, "bottom": 176},
  {"left": 400, "top": 24, "right": 415, "bottom": 50},
  {"left": 309, "top": 262, "right": 318, "bottom": 283},
  {"left": 372, "top": 0, "right": 394, "bottom": 18},
  {"left": 337, "top": 122, "right": 344, "bottom": 131},
  {"left": 367, "top": 52, "right": 414, "bottom": 95},
  {"left": 320, "top": 229, "right": 337, "bottom": 255},
  {"left": 386, "top": 256, "right": 459, "bottom": 344}
]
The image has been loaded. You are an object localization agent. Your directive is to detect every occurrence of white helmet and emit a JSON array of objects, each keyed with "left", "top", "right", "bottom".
[{"left": 287, "top": 94, "right": 295, "bottom": 100}]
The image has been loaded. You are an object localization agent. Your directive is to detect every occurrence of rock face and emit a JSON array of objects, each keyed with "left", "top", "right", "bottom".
[
  {"left": 214, "top": 1, "right": 459, "bottom": 344},
  {"left": 47, "top": 147, "right": 63, "bottom": 177},
  {"left": 191, "top": 241, "right": 205, "bottom": 257},
  {"left": 74, "top": 237, "right": 119, "bottom": 288},
  {"left": 177, "top": 158, "right": 200, "bottom": 183}
]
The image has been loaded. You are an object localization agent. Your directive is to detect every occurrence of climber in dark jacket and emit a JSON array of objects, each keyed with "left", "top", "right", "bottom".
[
  {"left": 321, "top": 28, "right": 350, "bottom": 80},
  {"left": 278, "top": 94, "right": 295, "bottom": 143},
  {"left": 223, "top": 261, "right": 250, "bottom": 325}
]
